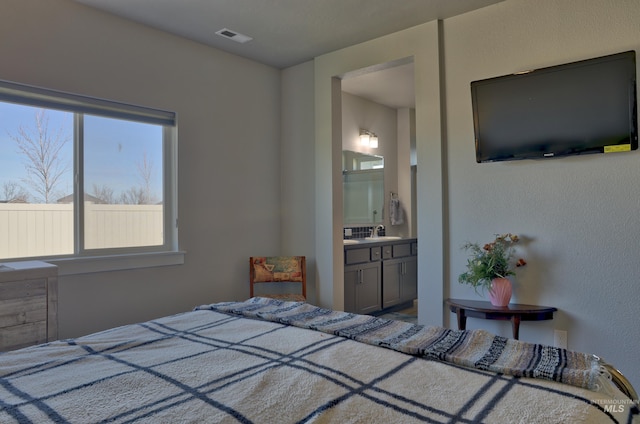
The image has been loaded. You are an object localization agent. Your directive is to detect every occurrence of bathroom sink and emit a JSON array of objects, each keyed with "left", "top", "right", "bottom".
[
  {"left": 343, "top": 239, "right": 359, "bottom": 245},
  {"left": 363, "top": 236, "right": 403, "bottom": 241}
]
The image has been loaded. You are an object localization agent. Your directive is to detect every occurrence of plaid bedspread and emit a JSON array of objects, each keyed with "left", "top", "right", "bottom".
[
  {"left": 0, "top": 298, "right": 637, "bottom": 423},
  {"left": 198, "top": 297, "right": 607, "bottom": 391}
]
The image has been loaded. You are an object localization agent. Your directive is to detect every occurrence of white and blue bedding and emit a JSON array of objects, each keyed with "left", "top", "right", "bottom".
[{"left": 0, "top": 297, "right": 637, "bottom": 423}]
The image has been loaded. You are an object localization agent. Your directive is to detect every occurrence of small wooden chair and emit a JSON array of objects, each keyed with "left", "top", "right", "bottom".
[{"left": 249, "top": 256, "right": 306, "bottom": 302}]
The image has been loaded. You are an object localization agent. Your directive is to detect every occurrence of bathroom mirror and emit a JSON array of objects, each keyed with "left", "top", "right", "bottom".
[{"left": 343, "top": 150, "right": 384, "bottom": 225}]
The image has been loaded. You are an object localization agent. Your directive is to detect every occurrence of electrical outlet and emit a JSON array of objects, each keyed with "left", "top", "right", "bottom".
[
  {"left": 553, "top": 330, "right": 567, "bottom": 349},
  {"left": 344, "top": 228, "right": 352, "bottom": 237}
]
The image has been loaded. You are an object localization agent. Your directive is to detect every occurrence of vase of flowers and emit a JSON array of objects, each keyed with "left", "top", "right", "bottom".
[
  {"left": 458, "top": 233, "right": 527, "bottom": 307},
  {"left": 487, "top": 277, "right": 512, "bottom": 307}
]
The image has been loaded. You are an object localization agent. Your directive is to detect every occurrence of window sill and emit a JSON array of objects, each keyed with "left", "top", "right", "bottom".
[{"left": 47, "top": 251, "right": 185, "bottom": 276}]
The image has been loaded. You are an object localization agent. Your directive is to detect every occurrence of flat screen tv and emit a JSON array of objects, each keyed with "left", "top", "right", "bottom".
[{"left": 471, "top": 50, "right": 637, "bottom": 163}]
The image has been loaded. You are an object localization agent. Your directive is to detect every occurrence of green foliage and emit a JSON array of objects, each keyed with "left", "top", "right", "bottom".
[{"left": 458, "top": 233, "right": 527, "bottom": 292}]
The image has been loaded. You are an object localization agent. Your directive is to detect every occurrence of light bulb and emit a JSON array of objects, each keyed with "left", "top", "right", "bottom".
[{"left": 359, "top": 132, "right": 370, "bottom": 146}]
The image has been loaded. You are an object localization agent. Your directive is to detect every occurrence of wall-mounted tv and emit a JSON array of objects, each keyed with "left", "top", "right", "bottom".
[{"left": 471, "top": 50, "right": 637, "bottom": 163}]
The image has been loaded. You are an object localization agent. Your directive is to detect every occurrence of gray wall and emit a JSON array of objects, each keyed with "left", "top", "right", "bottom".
[
  {"left": 444, "top": 0, "right": 640, "bottom": 390},
  {"left": 342, "top": 92, "right": 401, "bottom": 234},
  {"left": 280, "top": 61, "right": 317, "bottom": 301},
  {"left": 1, "top": 0, "right": 283, "bottom": 337}
]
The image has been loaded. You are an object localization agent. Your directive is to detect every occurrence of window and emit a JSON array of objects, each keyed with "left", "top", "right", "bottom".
[{"left": 0, "top": 80, "right": 178, "bottom": 267}]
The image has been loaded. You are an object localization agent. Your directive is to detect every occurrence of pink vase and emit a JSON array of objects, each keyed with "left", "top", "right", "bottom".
[{"left": 488, "top": 277, "right": 512, "bottom": 307}]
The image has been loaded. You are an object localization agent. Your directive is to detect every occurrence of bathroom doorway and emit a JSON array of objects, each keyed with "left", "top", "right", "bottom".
[
  {"left": 339, "top": 57, "right": 418, "bottom": 319},
  {"left": 340, "top": 57, "right": 417, "bottom": 237}
]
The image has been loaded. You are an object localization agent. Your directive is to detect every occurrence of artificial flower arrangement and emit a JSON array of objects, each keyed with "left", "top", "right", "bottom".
[{"left": 458, "top": 233, "right": 527, "bottom": 293}]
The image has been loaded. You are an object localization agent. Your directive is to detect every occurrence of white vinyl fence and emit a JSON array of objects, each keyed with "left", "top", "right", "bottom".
[{"left": 0, "top": 203, "right": 163, "bottom": 259}]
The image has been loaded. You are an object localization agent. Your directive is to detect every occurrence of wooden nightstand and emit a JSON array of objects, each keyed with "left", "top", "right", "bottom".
[{"left": 446, "top": 298, "right": 557, "bottom": 340}]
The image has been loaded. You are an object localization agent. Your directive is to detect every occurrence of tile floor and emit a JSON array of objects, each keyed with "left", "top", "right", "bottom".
[{"left": 377, "top": 302, "right": 417, "bottom": 324}]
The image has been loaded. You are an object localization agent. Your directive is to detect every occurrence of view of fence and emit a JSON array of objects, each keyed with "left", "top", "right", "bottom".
[{"left": 0, "top": 203, "right": 163, "bottom": 259}]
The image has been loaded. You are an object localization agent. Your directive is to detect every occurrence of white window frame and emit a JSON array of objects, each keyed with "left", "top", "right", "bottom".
[{"left": 0, "top": 80, "right": 183, "bottom": 275}]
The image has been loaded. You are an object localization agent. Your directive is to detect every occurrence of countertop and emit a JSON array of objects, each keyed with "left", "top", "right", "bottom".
[{"left": 343, "top": 237, "right": 417, "bottom": 249}]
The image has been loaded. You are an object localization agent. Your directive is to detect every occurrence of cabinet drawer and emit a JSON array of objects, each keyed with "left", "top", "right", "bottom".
[
  {"left": 345, "top": 247, "right": 383, "bottom": 264},
  {"left": 382, "top": 245, "right": 393, "bottom": 259},
  {"left": 345, "top": 248, "right": 370, "bottom": 264},
  {"left": 392, "top": 243, "right": 412, "bottom": 258},
  {"left": 370, "top": 247, "right": 381, "bottom": 261},
  {"left": 0, "top": 321, "right": 47, "bottom": 351},
  {"left": 0, "top": 296, "right": 47, "bottom": 328},
  {"left": 0, "top": 280, "right": 47, "bottom": 327},
  {"left": 0, "top": 279, "right": 46, "bottom": 301}
]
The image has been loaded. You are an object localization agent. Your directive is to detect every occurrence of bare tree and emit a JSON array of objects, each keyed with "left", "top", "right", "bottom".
[
  {"left": 120, "top": 186, "right": 147, "bottom": 205},
  {"left": 1, "top": 181, "right": 29, "bottom": 203},
  {"left": 90, "top": 183, "right": 116, "bottom": 204},
  {"left": 86, "top": 149, "right": 158, "bottom": 205},
  {"left": 116, "top": 151, "right": 157, "bottom": 205},
  {"left": 9, "top": 109, "right": 70, "bottom": 203},
  {"left": 136, "top": 151, "right": 155, "bottom": 205}
]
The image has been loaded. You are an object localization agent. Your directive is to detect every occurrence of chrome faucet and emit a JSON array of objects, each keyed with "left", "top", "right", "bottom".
[{"left": 370, "top": 224, "right": 385, "bottom": 238}]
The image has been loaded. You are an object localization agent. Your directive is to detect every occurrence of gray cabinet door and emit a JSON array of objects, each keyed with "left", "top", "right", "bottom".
[
  {"left": 344, "top": 262, "right": 381, "bottom": 315},
  {"left": 400, "top": 256, "right": 418, "bottom": 302},
  {"left": 382, "top": 259, "right": 401, "bottom": 308},
  {"left": 383, "top": 257, "right": 417, "bottom": 307}
]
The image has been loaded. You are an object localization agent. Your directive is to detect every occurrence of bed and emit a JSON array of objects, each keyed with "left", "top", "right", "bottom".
[{"left": 0, "top": 297, "right": 637, "bottom": 423}]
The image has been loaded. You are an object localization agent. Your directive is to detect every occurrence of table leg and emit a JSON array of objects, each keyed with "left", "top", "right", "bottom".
[
  {"left": 511, "top": 315, "right": 521, "bottom": 340},
  {"left": 456, "top": 309, "right": 467, "bottom": 331}
]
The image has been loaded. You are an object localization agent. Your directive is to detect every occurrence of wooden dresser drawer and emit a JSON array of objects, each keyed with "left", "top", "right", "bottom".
[
  {"left": 0, "top": 279, "right": 47, "bottom": 325},
  {"left": 0, "top": 322, "right": 47, "bottom": 351},
  {"left": 0, "top": 261, "right": 58, "bottom": 351}
]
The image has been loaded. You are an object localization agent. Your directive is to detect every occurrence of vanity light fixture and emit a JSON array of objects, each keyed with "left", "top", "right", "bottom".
[
  {"left": 359, "top": 130, "right": 378, "bottom": 148},
  {"left": 359, "top": 130, "right": 370, "bottom": 146},
  {"left": 369, "top": 133, "right": 379, "bottom": 148}
]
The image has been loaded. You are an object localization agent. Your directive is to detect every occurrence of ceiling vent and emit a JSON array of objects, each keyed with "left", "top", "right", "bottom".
[{"left": 215, "top": 28, "right": 253, "bottom": 44}]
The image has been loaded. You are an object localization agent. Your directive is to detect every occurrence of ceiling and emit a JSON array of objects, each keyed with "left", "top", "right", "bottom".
[
  {"left": 73, "top": 0, "right": 504, "bottom": 108},
  {"left": 341, "top": 61, "right": 417, "bottom": 109}
]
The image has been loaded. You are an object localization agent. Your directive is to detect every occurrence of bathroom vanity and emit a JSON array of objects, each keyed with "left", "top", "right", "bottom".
[{"left": 343, "top": 237, "right": 417, "bottom": 315}]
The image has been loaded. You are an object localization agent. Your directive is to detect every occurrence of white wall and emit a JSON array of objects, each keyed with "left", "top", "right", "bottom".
[
  {"left": 396, "top": 108, "right": 414, "bottom": 237},
  {"left": 340, "top": 92, "right": 413, "bottom": 237},
  {"left": 342, "top": 92, "right": 401, "bottom": 233},
  {"left": 314, "top": 22, "right": 443, "bottom": 314},
  {"left": 444, "top": 0, "right": 640, "bottom": 389},
  {"left": 0, "top": 0, "right": 282, "bottom": 338},
  {"left": 280, "top": 61, "right": 317, "bottom": 302},
  {"left": 305, "top": 0, "right": 640, "bottom": 391}
]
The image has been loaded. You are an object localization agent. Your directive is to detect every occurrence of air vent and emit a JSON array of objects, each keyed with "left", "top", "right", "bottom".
[{"left": 215, "top": 28, "right": 253, "bottom": 44}]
